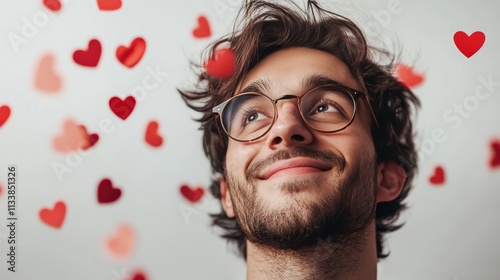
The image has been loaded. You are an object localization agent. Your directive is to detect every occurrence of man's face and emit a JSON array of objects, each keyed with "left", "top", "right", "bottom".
[{"left": 223, "top": 47, "right": 379, "bottom": 250}]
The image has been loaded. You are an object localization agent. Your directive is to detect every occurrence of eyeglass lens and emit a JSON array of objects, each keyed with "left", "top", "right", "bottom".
[{"left": 221, "top": 86, "right": 356, "bottom": 141}]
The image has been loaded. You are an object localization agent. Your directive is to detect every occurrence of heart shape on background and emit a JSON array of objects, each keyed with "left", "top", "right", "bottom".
[
  {"left": 97, "top": 178, "right": 122, "bottom": 204},
  {"left": 193, "top": 15, "right": 211, "bottom": 38},
  {"left": 453, "top": 31, "right": 485, "bottom": 58},
  {"left": 145, "top": 120, "right": 163, "bottom": 147},
  {"left": 0, "top": 105, "right": 11, "bottom": 128},
  {"left": 34, "top": 53, "right": 62, "bottom": 93},
  {"left": 429, "top": 166, "right": 446, "bottom": 185},
  {"left": 489, "top": 140, "right": 500, "bottom": 168},
  {"left": 43, "top": 0, "right": 61, "bottom": 11},
  {"left": 39, "top": 201, "right": 66, "bottom": 228},
  {"left": 180, "top": 185, "right": 205, "bottom": 203},
  {"left": 53, "top": 119, "right": 91, "bottom": 152},
  {"left": 0, "top": 183, "right": 3, "bottom": 198},
  {"left": 73, "top": 39, "right": 102, "bottom": 67},
  {"left": 116, "top": 37, "right": 146, "bottom": 68},
  {"left": 109, "top": 96, "right": 136, "bottom": 120},
  {"left": 78, "top": 125, "right": 99, "bottom": 150},
  {"left": 97, "top": 0, "right": 122, "bottom": 11},
  {"left": 204, "top": 48, "right": 235, "bottom": 78},
  {"left": 130, "top": 271, "right": 147, "bottom": 280},
  {"left": 395, "top": 64, "right": 424, "bottom": 88},
  {"left": 106, "top": 224, "right": 135, "bottom": 260}
]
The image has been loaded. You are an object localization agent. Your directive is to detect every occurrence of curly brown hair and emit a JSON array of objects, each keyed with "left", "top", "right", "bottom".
[{"left": 179, "top": 0, "right": 420, "bottom": 260}]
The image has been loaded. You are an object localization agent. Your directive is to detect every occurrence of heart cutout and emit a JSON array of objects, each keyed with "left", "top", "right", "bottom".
[
  {"left": 130, "top": 272, "right": 147, "bottom": 280},
  {"left": 34, "top": 53, "right": 62, "bottom": 93},
  {"left": 395, "top": 64, "right": 424, "bottom": 88},
  {"left": 106, "top": 224, "right": 135, "bottom": 260},
  {"left": 77, "top": 125, "right": 99, "bottom": 150},
  {"left": 204, "top": 48, "right": 235, "bottom": 78},
  {"left": 116, "top": 37, "right": 146, "bottom": 68},
  {"left": 0, "top": 105, "right": 11, "bottom": 128},
  {"left": 97, "top": 0, "right": 122, "bottom": 11},
  {"left": 73, "top": 39, "right": 102, "bottom": 67},
  {"left": 97, "top": 178, "right": 122, "bottom": 204},
  {"left": 39, "top": 201, "right": 66, "bottom": 228},
  {"left": 43, "top": 0, "right": 62, "bottom": 11},
  {"left": 489, "top": 140, "right": 500, "bottom": 169},
  {"left": 429, "top": 166, "right": 445, "bottom": 185},
  {"left": 53, "top": 119, "right": 91, "bottom": 152},
  {"left": 453, "top": 31, "right": 485, "bottom": 58},
  {"left": 145, "top": 120, "right": 163, "bottom": 147},
  {"left": 193, "top": 15, "right": 211, "bottom": 38},
  {"left": 109, "top": 96, "right": 136, "bottom": 120},
  {"left": 180, "top": 185, "right": 205, "bottom": 203}
]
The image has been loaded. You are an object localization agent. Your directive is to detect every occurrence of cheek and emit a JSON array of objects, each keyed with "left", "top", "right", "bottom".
[
  {"left": 226, "top": 141, "right": 261, "bottom": 175},
  {"left": 319, "top": 128, "right": 375, "bottom": 166}
]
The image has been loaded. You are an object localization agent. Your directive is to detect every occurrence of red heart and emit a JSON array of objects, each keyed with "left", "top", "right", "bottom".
[
  {"left": 145, "top": 120, "right": 163, "bottom": 147},
  {"left": 130, "top": 272, "right": 147, "bottom": 280},
  {"left": 396, "top": 64, "right": 424, "bottom": 88},
  {"left": 429, "top": 166, "right": 445, "bottom": 185},
  {"left": 453, "top": 31, "right": 485, "bottom": 58},
  {"left": 180, "top": 185, "right": 205, "bottom": 203},
  {"left": 116, "top": 37, "right": 146, "bottom": 68},
  {"left": 43, "top": 0, "right": 61, "bottom": 11},
  {"left": 97, "top": 0, "right": 122, "bottom": 11},
  {"left": 193, "top": 15, "right": 211, "bottom": 38},
  {"left": 97, "top": 178, "right": 122, "bottom": 204},
  {"left": 489, "top": 140, "right": 500, "bottom": 169},
  {"left": 39, "top": 201, "right": 66, "bottom": 228},
  {"left": 204, "top": 48, "right": 235, "bottom": 78},
  {"left": 77, "top": 125, "right": 99, "bottom": 150},
  {"left": 109, "top": 96, "right": 136, "bottom": 120},
  {"left": 73, "top": 39, "right": 102, "bottom": 67},
  {"left": 0, "top": 105, "right": 11, "bottom": 127}
]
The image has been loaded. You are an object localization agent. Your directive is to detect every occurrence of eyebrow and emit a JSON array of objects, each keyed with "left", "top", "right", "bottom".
[
  {"left": 301, "top": 74, "right": 346, "bottom": 90},
  {"left": 239, "top": 78, "right": 271, "bottom": 94},
  {"left": 238, "top": 74, "right": 353, "bottom": 95}
]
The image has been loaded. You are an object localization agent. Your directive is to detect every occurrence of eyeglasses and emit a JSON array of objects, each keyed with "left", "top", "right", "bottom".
[{"left": 212, "top": 82, "right": 379, "bottom": 142}]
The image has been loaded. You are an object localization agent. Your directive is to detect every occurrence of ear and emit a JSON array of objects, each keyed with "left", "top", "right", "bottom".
[
  {"left": 376, "top": 161, "right": 407, "bottom": 203},
  {"left": 220, "top": 177, "right": 235, "bottom": 218}
]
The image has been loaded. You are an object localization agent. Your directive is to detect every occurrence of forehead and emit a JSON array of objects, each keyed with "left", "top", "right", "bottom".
[{"left": 237, "top": 47, "right": 361, "bottom": 95}]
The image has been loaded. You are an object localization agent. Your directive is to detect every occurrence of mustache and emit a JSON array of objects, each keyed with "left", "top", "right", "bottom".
[{"left": 246, "top": 146, "right": 346, "bottom": 179}]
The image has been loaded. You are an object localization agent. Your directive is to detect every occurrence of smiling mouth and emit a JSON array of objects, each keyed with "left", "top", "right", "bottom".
[{"left": 258, "top": 157, "right": 333, "bottom": 180}]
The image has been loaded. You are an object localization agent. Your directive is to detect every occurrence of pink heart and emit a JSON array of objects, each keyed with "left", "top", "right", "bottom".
[
  {"left": 34, "top": 53, "right": 62, "bottom": 93},
  {"left": 53, "top": 119, "right": 91, "bottom": 153},
  {"left": 105, "top": 224, "right": 135, "bottom": 260}
]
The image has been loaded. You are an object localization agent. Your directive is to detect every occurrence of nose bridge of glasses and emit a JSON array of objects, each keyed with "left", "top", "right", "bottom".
[
  {"left": 273, "top": 94, "right": 301, "bottom": 112},
  {"left": 272, "top": 94, "right": 306, "bottom": 126}
]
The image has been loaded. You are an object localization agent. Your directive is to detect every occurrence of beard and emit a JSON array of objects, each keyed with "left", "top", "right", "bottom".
[{"left": 225, "top": 146, "right": 378, "bottom": 251}]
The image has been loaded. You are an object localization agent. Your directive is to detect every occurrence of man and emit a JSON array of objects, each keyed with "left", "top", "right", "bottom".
[{"left": 180, "top": 1, "right": 420, "bottom": 279}]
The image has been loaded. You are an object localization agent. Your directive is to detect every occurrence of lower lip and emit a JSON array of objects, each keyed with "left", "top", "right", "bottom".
[{"left": 266, "top": 167, "right": 325, "bottom": 180}]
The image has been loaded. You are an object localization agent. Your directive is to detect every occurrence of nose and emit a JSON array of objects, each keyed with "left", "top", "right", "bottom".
[{"left": 265, "top": 98, "right": 313, "bottom": 149}]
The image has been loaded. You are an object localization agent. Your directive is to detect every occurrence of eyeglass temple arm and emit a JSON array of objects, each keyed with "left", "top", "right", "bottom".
[{"left": 359, "top": 93, "right": 379, "bottom": 129}]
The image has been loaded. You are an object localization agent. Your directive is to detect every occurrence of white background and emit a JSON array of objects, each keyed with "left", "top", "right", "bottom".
[{"left": 0, "top": 0, "right": 499, "bottom": 279}]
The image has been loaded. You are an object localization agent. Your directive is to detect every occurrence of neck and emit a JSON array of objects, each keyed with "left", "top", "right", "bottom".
[{"left": 245, "top": 222, "right": 377, "bottom": 280}]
